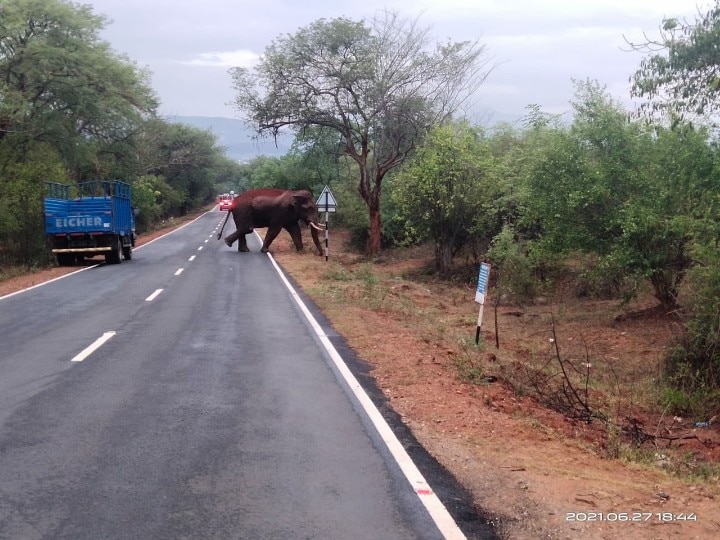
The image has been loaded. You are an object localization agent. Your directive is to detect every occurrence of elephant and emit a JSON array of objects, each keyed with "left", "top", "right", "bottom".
[{"left": 217, "top": 188, "right": 324, "bottom": 254}]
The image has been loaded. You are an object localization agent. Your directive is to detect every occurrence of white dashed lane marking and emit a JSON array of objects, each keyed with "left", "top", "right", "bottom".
[
  {"left": 145, "top": 289, "right": 163, "bottom": 302},
  {"left": 71, "top": 331, "right": 116, "bottom": 363}
]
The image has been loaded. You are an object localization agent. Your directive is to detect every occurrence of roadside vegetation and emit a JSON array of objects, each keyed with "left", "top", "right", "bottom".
[
  {"left": 2, "top": 0, "right": 720, "bottom": 478},
  {"left": 0, "top": 0, "right": 247, "bottom": 271},
  {"left": 300, "top": 75, "right": 720, "bottom": 433},
  {"left": 278, "top": 232, "right": 720, "bottom": 483}
]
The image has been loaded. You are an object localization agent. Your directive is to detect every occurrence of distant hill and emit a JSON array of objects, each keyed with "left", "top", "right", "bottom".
[
  {"left": 164, "top": 116, "right": 293, "bottom": 162},
  {"left": 165, "top": 112, "right": 525, "bottom": 162}
]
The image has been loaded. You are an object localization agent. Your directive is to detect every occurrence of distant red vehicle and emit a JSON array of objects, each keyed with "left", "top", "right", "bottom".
[{"left": 218, "top": 194, "right": 233, "bottom": 211}]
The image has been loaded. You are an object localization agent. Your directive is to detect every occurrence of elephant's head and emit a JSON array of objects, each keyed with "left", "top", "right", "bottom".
[{"left": 290, "top": 191, "right": 324, "bottom": 255}]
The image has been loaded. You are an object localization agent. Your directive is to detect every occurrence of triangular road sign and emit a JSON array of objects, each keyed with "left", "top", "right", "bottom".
[{"left": 316, "top": 185, "right": 338, "bottom": 212}]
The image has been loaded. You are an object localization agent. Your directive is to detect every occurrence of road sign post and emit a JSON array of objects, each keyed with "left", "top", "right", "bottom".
[
  {"left": 474, "top": 263, "right": 491, "bottom": 344},
  {"left": 323, "top": 212, "right": 329, "bottom": 262},
  {"left": 316, "top": 186, "right": 337, "bottom": 262}
]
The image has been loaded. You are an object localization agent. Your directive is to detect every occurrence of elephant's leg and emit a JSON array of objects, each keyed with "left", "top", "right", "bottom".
[
  {"left": 237, "top": 232, "right": 250, "bottom": 252},
  {"left": 286, "top": 223, "right": 304, "bottom": 251},
  {"left": 226, "top": 208, "right": 253, "bottom": 251},
  {"left": 261, "top": 225, "right": 283, "bottom": 252},
  {"left": 224, "top": 227, "right": 253, "bottom": 251},
  {"left": 224, "top": 229, "right": 239, "bottom": 247}
]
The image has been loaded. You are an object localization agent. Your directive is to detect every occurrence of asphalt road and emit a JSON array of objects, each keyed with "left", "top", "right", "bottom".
[{"left": 0, "top": 211, "right": 497, "bottom": 540}]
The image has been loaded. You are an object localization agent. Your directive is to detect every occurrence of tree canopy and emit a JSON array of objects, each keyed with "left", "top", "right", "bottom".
[
  {"left": 230, "top": 11, "right": 493, "bottom": 255},
  {"left": 0, "top": 0, "right": 241, "bottom": 266},
  {"left": 391, "top": 121, "right": 496, "bottom": 274},
  {"left": 0, "top": 0, "right": 158, "bottom": 154},
  {"left": 629, "top": 1, "right": 720, "bottom": 121}
]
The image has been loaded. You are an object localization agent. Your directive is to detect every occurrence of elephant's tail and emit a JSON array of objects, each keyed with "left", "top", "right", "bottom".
[{"left": 217, "top": 208, "right": 231, "bottom": 239}]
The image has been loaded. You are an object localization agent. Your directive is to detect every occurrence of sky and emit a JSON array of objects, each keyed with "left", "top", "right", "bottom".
[{"left": 84, "top": 0, "right": 711, "bottom": 124}]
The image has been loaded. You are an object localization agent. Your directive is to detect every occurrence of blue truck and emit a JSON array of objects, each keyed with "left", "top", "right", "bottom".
[{"left": 44, "top": 180, "right": 136, "bottom": 266}]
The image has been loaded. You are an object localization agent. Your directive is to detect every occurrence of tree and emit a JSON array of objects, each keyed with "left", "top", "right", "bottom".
[
  {"left": 391, "top": 121, "right": 495, "bottom": 274},
  {"left": 629, "top": 2, "right": 720, "bottom": 121},
  {"left": 288, "top": 127, "right": 369, "bottom": 242},
  {"left": 524, "top": 81, "right": 645, "bottom": 255},
  {"left": 0, "top": 144, "right": 69, "bottom": 265},
  {"left": 0, "top": 0, "right": 157, "bottom": 157},
  {"left": 131, "top": 120, "right": 230, "bottom": 215},
  {"left": 524, "top": 81, "right": 715, "bottom": 310},
  {"left": 0, "top": 0, "right": 160, "bottom": 266},
  {"left": 673, "top": 217, "right": 720, "bottom": 399},
  {"left": 612, "top": 123, "right": 716, "bottom": 309},
  {"left": 230, "top": 11, "right": 492, "bottom": 255},
  {"left": 289, "top": 126, "right": 347, "bottom": 190}
]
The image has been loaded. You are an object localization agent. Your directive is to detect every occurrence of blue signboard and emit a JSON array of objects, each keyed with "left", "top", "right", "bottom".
[{"left": 475, "top": 263, "right": 491, "bottom": 304}]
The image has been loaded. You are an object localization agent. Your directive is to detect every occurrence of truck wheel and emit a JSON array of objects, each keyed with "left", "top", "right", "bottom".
[
  {"left": 105, "top": 238, "right": 122, "bottom": 264},
  {"left": 122, "top": 244, "right": 132, "bottom": 260},
  {"left": 57, "top": 253, "right": 75, "bottom": 266}
]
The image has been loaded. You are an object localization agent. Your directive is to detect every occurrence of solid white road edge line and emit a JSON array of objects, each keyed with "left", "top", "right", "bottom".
[
  {"left": 265, "top": 252, "right": 467, "bottom": 540},
  {"left": 0, "top": 265, "right": 96, "bottom": 301},
  {"left": 71, "top": 331, "right": 116, "bottom": 363},
  {"left": 145, "top": 289, "right": 163, "bottom": 302}
]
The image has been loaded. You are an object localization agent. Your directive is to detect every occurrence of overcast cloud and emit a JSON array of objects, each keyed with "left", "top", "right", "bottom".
[{"left": 85, "top": 0, "right": 709, "bottom": 123}]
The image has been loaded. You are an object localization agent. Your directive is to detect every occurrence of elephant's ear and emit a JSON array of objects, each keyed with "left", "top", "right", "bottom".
[{"left": 292, "top": 193, "right": 309, "bottom": 209}]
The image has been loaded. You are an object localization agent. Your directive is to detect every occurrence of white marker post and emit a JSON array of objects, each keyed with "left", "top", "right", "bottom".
[
  {"left": 475, "top": 263, "right": 491, "bottom": 345},
  {"left": 316, "top": 185, "right": 337, "bottom": 262}
]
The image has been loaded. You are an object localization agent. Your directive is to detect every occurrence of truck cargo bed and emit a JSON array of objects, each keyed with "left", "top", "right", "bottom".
[
  {"left": 44, "top": 181, "right": 135, "bottom": 265},
  {"left": 44, "top": 181, "right": 133, "bottom": 236}
]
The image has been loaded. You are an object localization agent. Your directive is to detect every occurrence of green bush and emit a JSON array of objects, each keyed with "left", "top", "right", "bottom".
[
  {"left": 574, "top": 255, "right": 635, "bottom": 300},
  {"left": 486, "top": 225, "right": 540, "bottom": 304},
  {"left": 131, "top": 176, "right": 162, "bottom": 231},
  {"left": 663, "top": 233, "right": 720, "bottom": 413},
  {"left": 0, "top": 144, "right": 69, "bottom": 266}
]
